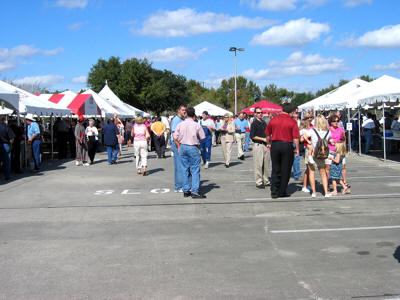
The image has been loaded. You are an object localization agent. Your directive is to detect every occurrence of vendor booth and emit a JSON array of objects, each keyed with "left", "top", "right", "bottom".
[{"left": 194, "top": 101, "right": 233, "bottom": 116}]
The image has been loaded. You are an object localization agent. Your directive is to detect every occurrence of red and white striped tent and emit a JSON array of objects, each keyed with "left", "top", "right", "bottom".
[{"left": 37, "top": 91, "right": 101, "bottom": 116}]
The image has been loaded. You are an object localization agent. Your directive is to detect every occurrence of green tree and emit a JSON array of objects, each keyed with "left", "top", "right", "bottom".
[
  {"left": 262, "top": 84, "right": 293, "bottom": 105},
  {"left": 87, "top": 56, "right": 122, "bottom": 92},
  {"left": 360, "top": 75, "right": 374, "bottom": 82}
]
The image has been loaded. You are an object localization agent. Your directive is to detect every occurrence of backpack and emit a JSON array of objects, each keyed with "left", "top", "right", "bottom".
[{"left": 313, "top": 129, "right": 329, "bottom": 160}]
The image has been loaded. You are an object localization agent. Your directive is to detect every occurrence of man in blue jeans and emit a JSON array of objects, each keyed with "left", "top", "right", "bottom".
[
  {"left": 199, "top": 111, "right": 215, "bottom": 169},
  {"left": 174, "top": 107, "right": 206, "bottom": 199},
  {"left": 103, "top": 118, "right": 120, "bottom": 164},
  {"left": 362, "top": 113, "right": 375, "bottom": 154},
  {"left": 26, "top": 114, "right": 41, "bottom": 173},
  {"left": 0, "top": 117, "right": 15, "bottom": 180},
  {"left": 171, "top": 105, "right": 186, "bottom": 192}
]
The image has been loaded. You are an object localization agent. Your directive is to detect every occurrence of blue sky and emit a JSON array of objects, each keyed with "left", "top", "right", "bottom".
[{"left": 1, "top": 0, "right": 400, "bottom": 94}]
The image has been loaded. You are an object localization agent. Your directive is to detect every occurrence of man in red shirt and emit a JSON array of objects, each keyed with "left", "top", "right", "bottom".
[{"left": 265, "top": 103, "right": 300, "bottom": 198}]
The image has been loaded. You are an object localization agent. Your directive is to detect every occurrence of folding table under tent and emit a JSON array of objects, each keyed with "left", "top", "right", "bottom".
[
  {"left": 194, "top": 101, "right": 233, "bottom": 116},
  {"left": 242, "top": 100, "right": 282, "bottom": 115}
]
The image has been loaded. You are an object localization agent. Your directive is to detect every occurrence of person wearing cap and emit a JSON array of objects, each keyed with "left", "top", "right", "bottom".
[
  {"left": 75, "top": 115, "right": 89, "bottom": 166},
  {"left": 199, "top": 111, "right": 215, "bottom": 169},
  {"left": 26, "top": 114, "right": 41, "bottom": 172},
  {"left": 0, "top": 117, "right": 15, "bottom": 180}
]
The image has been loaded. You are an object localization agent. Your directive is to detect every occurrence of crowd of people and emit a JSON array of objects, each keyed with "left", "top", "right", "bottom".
[{"left": 0, "top": 104, "right": 398, "bottom": 199}]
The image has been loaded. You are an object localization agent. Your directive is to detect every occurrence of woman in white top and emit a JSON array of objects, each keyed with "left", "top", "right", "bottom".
[
  {"left": 131, "top": 116, "right": 150, "bottom": 176},
  {"left": 85, "top": 119, "right": 99, "bottom": 164},
  {"left": 307, "top": 116, "right": 334, "bottom": 198}
]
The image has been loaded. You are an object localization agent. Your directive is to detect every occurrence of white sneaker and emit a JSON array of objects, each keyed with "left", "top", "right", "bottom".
[
  {"left": 302, "top": 187, "right": 310, "bottom": 193},
  {"left": 171, "top": 152, "right": 174, "bottom": 157},
  {"left": 308, "top": 155, "right": 315, "bottom": 164},
  {"left": 325, "top": 193, "right": 333, "bottom": 198},
  {"left": 311, "top": 193, "right": 317, "bottom": 198},
  {"left": 83, "top": 163, "right": 90, "bottom": 166},
  {"left": 204, "top": 161, "right": 209, "bottom": 169},
  {"left": 174, "top": 188, "right": 183, "bottom": 193},
  {"left": 75, "top": 161, "right": 80, "bottom": 166}
]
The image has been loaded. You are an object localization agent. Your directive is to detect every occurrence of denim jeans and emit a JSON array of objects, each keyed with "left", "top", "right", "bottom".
[
  {"left": 292, "top": 153, "right": 301, "bottom": 179},
  {"left": 0, "top": 143, "right": 11, "bottom": 179},
  {"left": 364, "top": 129, "right": 373, "bottom": 153},
  {"left": 32, "top": 139, "right": 41, "bottom": 170},
  {"left": 200, "top": 135, "right": 212, "bottom": 164},
  {"left": 244, "top": 132, "right": 251, "bottom": 151},
  {"left": 171, "top": 143, "right": 183, "bottom": 190},
  {"left": 180, "top": 144, "right": 201, "bottom": 194},
  {"left": 106, "top": 145, "right": 119, "bottom": 164}
]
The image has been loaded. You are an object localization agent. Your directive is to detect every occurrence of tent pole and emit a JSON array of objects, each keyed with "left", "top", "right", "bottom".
[
  {"left": 51, "top": 115, "right": 54, "bottom": 160},
  {"left": 24, "top": 117, "right": 27, "bottom": 169},
  {"left": 358, "top": 109, "right": 361, "bottom": 155},
  {"left": 383, "top": 105, "right": 386, "bottom": 162},
  {"left": 347, "top": 108, "right": 352, "bottom": 153}
]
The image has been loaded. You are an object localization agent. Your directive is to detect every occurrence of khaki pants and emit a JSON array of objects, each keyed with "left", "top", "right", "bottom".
[
  {"left": 235, "top": 132, "right": 246, "bottom": 158},
  {"left": 221, "top": 134, "right": 233, "bottom": 165},
  {"left": 253, "top": 143, "right": 270, "bottom": 185}
]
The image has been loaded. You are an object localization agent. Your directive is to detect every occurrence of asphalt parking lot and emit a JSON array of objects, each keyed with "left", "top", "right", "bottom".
[{"left": 1, "top": 144, "right": 400, "bottom": 299}]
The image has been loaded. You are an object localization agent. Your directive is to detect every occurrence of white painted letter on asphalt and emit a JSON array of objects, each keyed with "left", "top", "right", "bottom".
[
  {"left": 121, "top": 189, "right": 141, "bottom": 195},
  {"left": 150, "top": 188, "right": 170, "bottom": 194},
  {"left": 94, "top": 190, "right": 114, "bottom": 195}
]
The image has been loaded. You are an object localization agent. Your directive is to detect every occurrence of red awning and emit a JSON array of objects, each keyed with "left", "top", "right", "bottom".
[
  {"left": 242, "top": 100, "right": 282, "bottom": 115},
  {"left": 67, "top": 94, "right": 91, "bottom": 115},
  {"left": 48, "top": 94, "right": 65, "bottom": 104}
]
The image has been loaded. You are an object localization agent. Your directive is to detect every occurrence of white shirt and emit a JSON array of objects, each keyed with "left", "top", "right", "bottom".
[
  {"left": 308, "top": 128, "right": 331, "bottom": 148},
  {"left": 200, "top": 118, "right": 215, "bottom": 129},
  {"left": 161, "top": 116, "right": 170, "bottom": 129},
  {"left": 362, "top": 118, "right": 375, "bottom": 129},
  {"left": 391, "top": 119, "right": 400, "bottom": 131},
  {"left": 85, "top": 126, "right": 99, "bottom": 140}
]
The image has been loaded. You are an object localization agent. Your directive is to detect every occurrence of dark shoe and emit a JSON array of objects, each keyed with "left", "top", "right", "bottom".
[
  {"left": 271, "top": 193, "right": 278, "bottom": 199},
  {"left": 239, "top": 155, "right": 245, "bottom": 160},
  {"left": 183, "top": 191, "right": 191, "bottom": 197},
  {"left": 225, "top": 164, "right": 229, "bottom": 168},
  {"left": 191, "top": 193, "right": 206, "bottom": 199},
  {"left": 256, "top": 184, "right": 265, "bottom": 189},
  {"left": 111, "top": 159, "right": 116, "bottom": 164},
  {"left": 280, "top": 194, "right": 291, "bottom": 198}
]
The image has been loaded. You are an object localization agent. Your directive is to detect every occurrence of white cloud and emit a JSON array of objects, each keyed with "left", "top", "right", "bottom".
[
  {"left": 137, "top": 47, "right": 208, "bottom": 62},
  {"left": 14, "top": 75, "right": 65, "bottom": 87},
  {"left": 243, "top": 51, "right": 346, "bottom": 79},
  {"left": 71, "top": 75, "right": 87, "bottom": 84},
  {"left": 55, "top": 0, "right": 88, "bottom": 9},
  {"left": 241, "top": 0, "right": 298, "bottom": 11},
  {"left": 373, "top": 61, "right": 400, "bottom": 71},
  {"left": 137, "top": 8, "right": 275, "bottom": 37},
  {"left": 204, "top": 77, "right": 226, "bottom": 88},
  {"left": 343, "top": 0, "right": 372, "bottom": 7},
  {"left": 340, "top": 24, "right": 400, "bottom": 48},
  {"left": 68, "top": 22, "right": 86, "bottom": 30},
  {"left": 241, "top": 0, "right": 331, "bottom": 11},
  {"left": 250, "top": 18, "right": 330, "bottom": 47},
  {"left": 0, "top": 45, "right": 64, "bottom": 73}
]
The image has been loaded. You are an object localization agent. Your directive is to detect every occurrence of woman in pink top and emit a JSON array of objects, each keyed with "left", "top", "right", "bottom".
[
  {"left": 131, "top": 116, "right": 150, "bottom": 176},
  {"left": 326, "top": 114, "right": 348, "bottom": 186}
]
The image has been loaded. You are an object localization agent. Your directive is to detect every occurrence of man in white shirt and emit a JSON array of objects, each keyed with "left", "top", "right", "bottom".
[
  {"left": 199, "top": 111, "right": 215, "bottom": 168},
  {"left": 362, "top": 113, "right": 375, "bottom": 154}
]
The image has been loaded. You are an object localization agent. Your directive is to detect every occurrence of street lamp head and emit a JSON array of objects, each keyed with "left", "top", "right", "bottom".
[{"left": 229, "top": 47, "right": 237, "bottom": 52}]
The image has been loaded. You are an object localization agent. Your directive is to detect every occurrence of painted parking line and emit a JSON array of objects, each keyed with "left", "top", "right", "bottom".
[
  {"left": 245, "top": 193, "right": 400, "bottom": 201},
  {"left": 268, "top": 225, "right": 400, "bottom": 234}
]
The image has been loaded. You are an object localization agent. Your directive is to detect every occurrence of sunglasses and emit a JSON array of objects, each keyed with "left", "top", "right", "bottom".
[{"left": 255, "top": 111, "right": 262, "bottom": 114}]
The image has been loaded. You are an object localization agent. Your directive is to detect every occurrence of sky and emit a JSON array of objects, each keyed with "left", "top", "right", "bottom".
[{"left": 1, "top": 0, "right": 400, "bottom": 94}]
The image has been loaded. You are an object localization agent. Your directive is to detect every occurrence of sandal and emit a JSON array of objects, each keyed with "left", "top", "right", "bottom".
[
  {"left": 137, "top": 169, "right": 142, "bottom": 175},
  {"left": 342, "top": 187, "right": 351, "bottom": 195}
]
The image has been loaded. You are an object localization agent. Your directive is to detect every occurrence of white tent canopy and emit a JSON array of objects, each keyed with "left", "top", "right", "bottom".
[
  {"left": 194, "top": 101, "right": 233, "bottom": 116},
  {"left": 99, "top": 83, "right": 140, "bottom": 117},
  {"left": 299, "top": 78, "right": 369, "bottom": 111},
  {"left": 0, "top": 87, "right": 22, "bottom": 112},
  {"left": 355, "top": 75, "right": 400, "bottom": 107},
  {"left": 0, "top": 80, "right": 70, "bottom": 116},
  {"left": 82, "top": 89, "right": 121, "bottom": 118}
]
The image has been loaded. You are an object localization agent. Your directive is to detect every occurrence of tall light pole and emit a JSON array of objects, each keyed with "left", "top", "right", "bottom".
[{"left": 229, "top": 47, "right": 244, "bottom": 115}]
